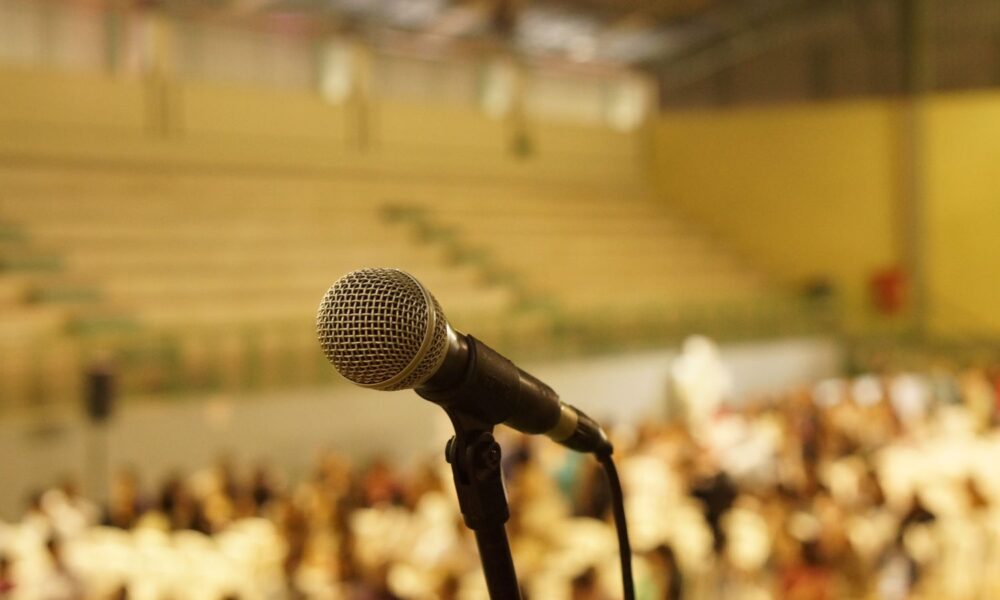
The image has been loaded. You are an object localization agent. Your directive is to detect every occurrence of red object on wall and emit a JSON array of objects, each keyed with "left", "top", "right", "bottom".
[{"left": 870, "top": 267, "right": 908, "bottom": 315}]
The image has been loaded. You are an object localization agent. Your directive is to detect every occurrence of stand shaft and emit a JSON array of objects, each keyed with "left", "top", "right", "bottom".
[{"left": 474, "top": 525, "right": 521, "bottom": 599}]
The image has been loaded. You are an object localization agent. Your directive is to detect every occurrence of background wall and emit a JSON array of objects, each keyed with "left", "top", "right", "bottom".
[
  {"left": 653, "top": 100, "right": 899, "bottom": 329},
  {"left": 924, "top": 91, "right": 1000, "bottom": 335},
  {"left": 654, "top": 92, "right": 1000, "bottom": 337}
]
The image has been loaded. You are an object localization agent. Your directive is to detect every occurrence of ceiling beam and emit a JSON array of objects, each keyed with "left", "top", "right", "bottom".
[{"left": 647, "top": 0, "right": 851, "bottom": 91}]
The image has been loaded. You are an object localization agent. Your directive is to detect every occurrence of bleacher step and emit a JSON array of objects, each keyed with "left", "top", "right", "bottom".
[
  {"left": 68, "top": 313, "right": 140, "bottom": 336},
  {"left": 0, "top": 252, "right": 63, "bottom": 273},
  {"left": 28, "top": 284, "right": 103, "bottom": 305}
]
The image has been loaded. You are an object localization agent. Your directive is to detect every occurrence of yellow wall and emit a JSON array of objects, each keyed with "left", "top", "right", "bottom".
[
  {"left": 925, "top": 92, "right": 1000, "bottom": 335},
  {"left": 654, "top": 101, "right": 899, "bottom": 322},
  {"left": 654, "top": 93, "right": 1000, "bottom": 336}
]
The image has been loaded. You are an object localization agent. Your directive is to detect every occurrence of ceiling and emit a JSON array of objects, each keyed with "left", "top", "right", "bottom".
[
  {"left": 152, "top": 0, "right": 792, "bottom": 66},
  {"left": 141, "top": 0, "right": 1000, "bottom": 106}
]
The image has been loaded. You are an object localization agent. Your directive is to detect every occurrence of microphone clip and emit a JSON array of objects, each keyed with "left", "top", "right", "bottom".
[{"left": 443, "top": 411, "right": 523, "bottom": 599}]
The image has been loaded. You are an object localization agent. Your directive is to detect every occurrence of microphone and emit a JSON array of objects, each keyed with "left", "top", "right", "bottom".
[{"left": 316, "top": 268, "right": 612, "bottom": 455}]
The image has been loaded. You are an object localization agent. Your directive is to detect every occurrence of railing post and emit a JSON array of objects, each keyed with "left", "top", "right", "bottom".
[{"left": 143, "top": 9, "right": 180, "bottom": 138}]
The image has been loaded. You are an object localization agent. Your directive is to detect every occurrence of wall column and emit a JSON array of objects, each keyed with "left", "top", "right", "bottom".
[{"left": 896, "top": 0, "right": 934, "bottom": 335}]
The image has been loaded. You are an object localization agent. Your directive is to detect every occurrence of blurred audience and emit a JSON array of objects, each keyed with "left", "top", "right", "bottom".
[
  {"left": 1, "top": 363, "right": 999, "bottom": 599},
  {"left": 0, "top": 554, "right": 14, "bottom": 597}
]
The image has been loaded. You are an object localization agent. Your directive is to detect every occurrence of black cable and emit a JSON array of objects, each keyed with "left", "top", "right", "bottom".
[{"left": 598, "top": 452, "right": 635, "bottom": 600}]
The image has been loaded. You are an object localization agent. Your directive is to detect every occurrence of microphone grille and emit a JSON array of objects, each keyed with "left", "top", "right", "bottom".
[{"left": 316, "top": 268, "right": 449, "bottom": 391}]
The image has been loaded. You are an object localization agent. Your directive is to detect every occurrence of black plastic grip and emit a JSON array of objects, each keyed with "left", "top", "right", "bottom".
[
  {"left": 418, "top": 336, "right": 560, "bottom": 433},
  {"left": 418, "top": 334, "right": 610, "bottom": 454},
  {"left": 506, "top": 366, "right": 562, "bottom": 434}
]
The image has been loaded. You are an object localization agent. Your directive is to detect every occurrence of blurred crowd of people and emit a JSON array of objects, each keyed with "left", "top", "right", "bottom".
[{"left": 2, "top": 358, "right": 1000, "bottom": 600}]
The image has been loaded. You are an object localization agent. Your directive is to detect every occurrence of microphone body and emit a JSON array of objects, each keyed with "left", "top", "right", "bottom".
[
  {"left": 316, "top": 268, "right": 612, "bottom": 455},
  {"left": 418, "top": 331, "right": 611, "bottom": 455}
]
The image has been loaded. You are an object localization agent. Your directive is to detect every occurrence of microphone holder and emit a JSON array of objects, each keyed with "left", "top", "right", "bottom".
[{"left": 444, "top": 409, "right": 522, "bottom": 600}]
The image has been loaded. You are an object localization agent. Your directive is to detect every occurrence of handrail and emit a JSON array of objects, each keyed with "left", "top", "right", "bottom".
[{"left": 0, "top": 295, "right": 841, "bottom": 411}]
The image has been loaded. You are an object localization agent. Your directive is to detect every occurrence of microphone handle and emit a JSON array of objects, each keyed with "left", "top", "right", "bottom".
[{"left": 418, "top": 336, "right": 562, "bottom": 432}]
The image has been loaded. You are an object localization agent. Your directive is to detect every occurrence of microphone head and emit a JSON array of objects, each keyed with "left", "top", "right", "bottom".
[{"left": 316, "top": 268, "right": 450, "bottom": 391}]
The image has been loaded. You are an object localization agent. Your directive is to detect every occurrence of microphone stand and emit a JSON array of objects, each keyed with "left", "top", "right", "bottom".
[{"left": 444, "top": 410, "right": 522, "bottom": 599}]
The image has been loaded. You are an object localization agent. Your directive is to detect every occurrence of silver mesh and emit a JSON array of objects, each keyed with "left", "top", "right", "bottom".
[{"left": 316, "top": 268, "right": 449, "bottom": 391}]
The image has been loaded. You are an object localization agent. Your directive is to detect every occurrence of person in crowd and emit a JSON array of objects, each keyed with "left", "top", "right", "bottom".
[
  {"left": 250, "top": 462, "right": 277, "bottom": 510},
  {"left": 779, "top": 540, "right": 832, "bottom": 600},
  {"left": 645, "top": 544, "right": 683, "bottom": 600},
  {"left": 351, "top": 563, "right": 402, "bottom": 600},
  {"left": 436, "top": 575, "right": 461, "bottom": 600},
  {"left": 570, "top": 567, "right": 608, "bottom": 600},
  {"left": 42, "top": 477, "right": 99, "bottom": 537},
  {"left": 361, "top": 456, "right": 403, "bottom": 507},
  {"left": 689, "top": 457, "right": 738, "bottom": 555},
  {"left": 22, "top": 490, "right": 51, "bottom": 537},
  {"left": 573, "top": 458, "right": 612, "bottom": 519},
  {"left": 37, "top": 537, "right": 83, "bottom": 600},
  {"left": 877, "top": 532, "right": 920, "bottom": 600},
  {"left": 0, "top": 554, "right": 15, "bottom": 597},
  {"left": 104, "top": 468, "right": 145, "bottom": 529}
]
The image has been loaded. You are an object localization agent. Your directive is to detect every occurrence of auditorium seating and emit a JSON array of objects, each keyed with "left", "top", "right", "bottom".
[
  {"left": 383, "top": 185, "right": 769, "bottom": 315},
  {"left": 0, "top": 163, "right": 772, "bottom": 407}
]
